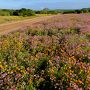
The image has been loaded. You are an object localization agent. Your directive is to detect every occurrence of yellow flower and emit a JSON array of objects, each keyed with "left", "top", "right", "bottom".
[{"left": 0, "top": 64, "right": 3, "bottom": 69}]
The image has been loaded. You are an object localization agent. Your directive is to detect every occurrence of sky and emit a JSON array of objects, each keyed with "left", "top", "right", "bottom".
[{"left": 0, "top": 0, "right": 90, "bottom": 10}]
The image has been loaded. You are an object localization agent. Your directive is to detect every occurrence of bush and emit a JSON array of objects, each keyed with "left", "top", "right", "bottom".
[{"left": 0, "top": 10, "right": 10, "bottom": 16}]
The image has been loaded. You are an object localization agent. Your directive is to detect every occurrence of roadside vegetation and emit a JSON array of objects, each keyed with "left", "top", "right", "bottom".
[
  {"left": 0, "top": 16, "right": 35, "bottom": 24},
  {"left": 0, "top": 14, "right": 90, "bottom": 90}
]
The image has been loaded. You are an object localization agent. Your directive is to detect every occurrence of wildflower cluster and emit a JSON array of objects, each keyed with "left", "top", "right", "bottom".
[{"left": 0, "top": 14, "right": 90, "bottom": 90}]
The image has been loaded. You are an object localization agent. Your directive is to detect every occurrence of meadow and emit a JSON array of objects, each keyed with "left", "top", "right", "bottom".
[
  {"left": 0, "top": 16, "right": 30, "bottom": 24},
  {"left": 0, "top": 14, "right": 90, "bottom": 90}
]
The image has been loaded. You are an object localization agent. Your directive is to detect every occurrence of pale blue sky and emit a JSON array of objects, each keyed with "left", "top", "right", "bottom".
[{"left": 0, "top": 0, "right": 90, "bottom": 10}]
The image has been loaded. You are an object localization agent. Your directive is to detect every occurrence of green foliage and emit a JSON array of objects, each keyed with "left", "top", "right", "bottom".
[
  {"left": 13, "top": 8, "right": 35, "bottom": 16},
  {"left": 0, "top": 8, "right": 35, "bottom": 16},
  {"left": 0, "top": 10, "right": 10, "bottom": 16}
]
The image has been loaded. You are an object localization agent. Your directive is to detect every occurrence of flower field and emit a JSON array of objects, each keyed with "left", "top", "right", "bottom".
[{"left": 0, "top": 14, "right": 90, "bottom": 90}]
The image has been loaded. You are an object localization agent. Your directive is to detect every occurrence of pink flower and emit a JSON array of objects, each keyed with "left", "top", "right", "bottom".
[{"left": 54, "top": 56, "right": 60, "bottom": 61}]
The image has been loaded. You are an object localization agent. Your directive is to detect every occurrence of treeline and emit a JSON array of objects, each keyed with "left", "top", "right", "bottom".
[
  {"left": 0, "top": 8, "right": 35, "bottom": 16},
  {"left": 36, "top": 8, "right": 90, "bottom": 14},
  {"left": 62, "top": 8, "right": 90, "bottom": 14},
  {"left": 0, "top": 8, "right": 60, "bottom": 16},
  {"left": 0, "top": 8, "right": 90, "bottom": 16}
]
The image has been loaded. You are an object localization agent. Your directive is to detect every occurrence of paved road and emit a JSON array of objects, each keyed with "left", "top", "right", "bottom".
[{"left": 0, "top": 15, "right": 55, "bottom": 35}]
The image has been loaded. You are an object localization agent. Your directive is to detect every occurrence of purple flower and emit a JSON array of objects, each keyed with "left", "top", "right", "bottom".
[{"left": 1, "top": 73, "right": 7, "bottom": 78}]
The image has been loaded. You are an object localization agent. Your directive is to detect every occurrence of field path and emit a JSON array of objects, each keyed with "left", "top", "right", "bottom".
[{"left": 0, "top": 15, "right": 55, "bottom": 35}]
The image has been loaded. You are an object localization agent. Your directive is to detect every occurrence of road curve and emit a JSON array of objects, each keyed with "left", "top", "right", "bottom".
[{"left": 0, "top": 15, "right": 55, "bottom": 35}]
